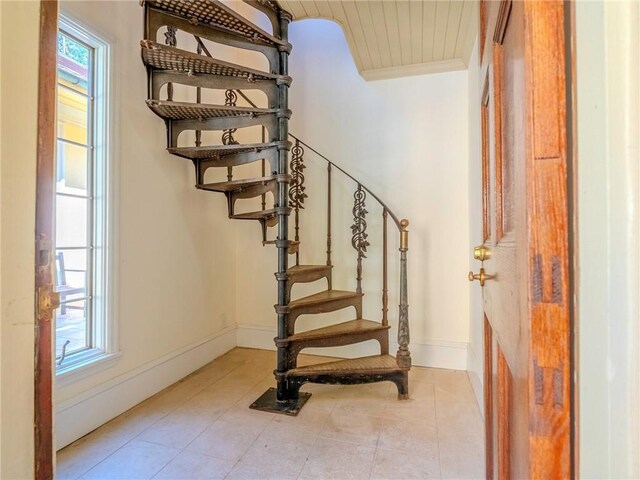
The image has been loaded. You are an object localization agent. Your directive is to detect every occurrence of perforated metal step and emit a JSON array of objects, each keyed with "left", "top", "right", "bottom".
[
  {"left": 168, "top": 141, "right": 283, "bottom": 161},
  {"left": 288, "top": 354, "right": 401, "bottom": 376},
  {"left": 141, "top": 40, "right": 291, "bottom": 85},
  {"left": 144, "top": 0, "right": 289, "bottom": 49},
  {"left": 146, "top": 99, "right": 283, "bottom": 121}
]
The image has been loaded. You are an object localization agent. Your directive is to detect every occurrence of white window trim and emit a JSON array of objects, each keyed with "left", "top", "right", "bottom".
[{"left": 56, "top": 14, "right": 120, "bottom": 384}]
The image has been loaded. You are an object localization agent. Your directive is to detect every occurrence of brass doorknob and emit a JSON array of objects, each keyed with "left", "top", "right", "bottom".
[
  {"left": 473, "top": 245, "right": 491, "bottom": 261},
  {"left": 468, "top": 268, "right": 495, "bottom": 286}
]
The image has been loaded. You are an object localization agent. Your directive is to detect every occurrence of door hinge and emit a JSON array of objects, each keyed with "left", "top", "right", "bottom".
[{"left": 38, "top": 285, "right": 60, "bottom": 314}]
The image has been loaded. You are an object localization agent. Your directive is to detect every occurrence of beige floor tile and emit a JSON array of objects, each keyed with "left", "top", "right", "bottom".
[
  {"left": 152, "top": 450, "right": 235, "bottom": 479},
  {"left": 185, "top": 418, "right": 267, "bottom": 463},
  {"left": 318, "top": 409, "right": 383, "bottom": 448},
  {"left": 56, "top": 431, "right": 127, "bottom": 480},
  {"left": 258, "top": 403, "right": 329, "bottom": 447},
  {"left": 371, "top": 448, "right": 442, "bottom": 480},
  {"left": 58, "top": 348, "right": 486, "bottom": 480},
  {"left": 381, "top": 385, "right": 437, "bottom": 426},
  {"left": 227, "top": 436, "right": 311, "bottom": 479},
  {"left": 378, "top": 418, "right": 439, "bottom": 454},
  {"left": 298, "top": 437, "right": 376, "bottom": 480},
  {"left": 79, "top": 440, "right": 179, "bottom": 480},
  {"left": 135, "top": 408, "right": 212, "bottom": 449}
]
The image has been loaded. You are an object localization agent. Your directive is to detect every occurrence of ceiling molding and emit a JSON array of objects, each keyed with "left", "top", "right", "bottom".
[
  {"left": 279, "top": 0, "right": 478, "bottom": 79},
  {"left": 361, "top": 58, "right": 467, "bottom": 81}
]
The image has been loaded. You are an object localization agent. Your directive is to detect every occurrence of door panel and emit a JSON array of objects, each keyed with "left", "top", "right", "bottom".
[{"left": 473, "top": 0, "right": 572, "bottom": 478}]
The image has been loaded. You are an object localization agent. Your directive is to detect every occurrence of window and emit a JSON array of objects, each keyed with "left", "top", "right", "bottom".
[{"left": 55, "top": 16, "right": 117, "bottom": 377}]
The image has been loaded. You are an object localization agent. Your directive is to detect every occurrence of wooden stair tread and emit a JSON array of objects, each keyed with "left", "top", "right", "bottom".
[
  {"left": 288, "top": 355, "right": 399, "bottom": 375},
  {"left": 168, "top": 141, "right": 284, "bottom": 160},
  {"left": 288, "top": 290, "right": 362, "bottom": 309},
  {"left": 146, "top": 99, "right": 284, "bottom": 121},
  {"left": 231, "top": 208, "right": 277, "bottom": 220},
  {"left": 289, "top": 319, "right": 388, "bottom": 342},
  {"left": 141, "top": 41, "right": 291, "bottom": 85},
  {"left": 145, "top": 0, "right": 289, "bottom": 49},
  {"left": 197, "top": 176, "right": 275, "bottom": 192}
]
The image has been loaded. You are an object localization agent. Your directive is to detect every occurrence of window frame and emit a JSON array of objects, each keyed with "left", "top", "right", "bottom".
[{"left": 55, "top": 14, "right": 120, "bottom": 382}]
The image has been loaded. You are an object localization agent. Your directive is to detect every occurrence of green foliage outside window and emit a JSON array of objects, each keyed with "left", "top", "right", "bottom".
[{"left": 58, "top": 33, "right": 89, "bottom": 67}]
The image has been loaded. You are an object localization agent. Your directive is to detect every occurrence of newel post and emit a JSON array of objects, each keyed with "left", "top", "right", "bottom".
[{"left": 396, "top": 219, "right": 411, "bottom": 368}]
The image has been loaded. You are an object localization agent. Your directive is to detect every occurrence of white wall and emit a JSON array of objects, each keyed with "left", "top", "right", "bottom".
[
  {"left": 235, "top": 18, "right": 471, "bottom": 370},
  {"left": 576, "top": 1, "right": 640, "bottom": 478},
  {"left": 0, "top": 2, "right": 40, "bottom": 477},
  {"left": 466, "top": 38, "right": 483, "bottom": 410},
  {"left": 54, "top": 1, "right": 238, "bottom": 449}
]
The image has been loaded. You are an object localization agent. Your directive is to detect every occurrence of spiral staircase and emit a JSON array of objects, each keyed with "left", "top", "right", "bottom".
[{"left": 140, "top": 0, "right": 412, "bottom": 415}]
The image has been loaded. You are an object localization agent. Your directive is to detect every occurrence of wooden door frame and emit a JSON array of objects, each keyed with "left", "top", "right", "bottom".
[{"left": 35, "top": 0, "right": 59, "bottom": 478}]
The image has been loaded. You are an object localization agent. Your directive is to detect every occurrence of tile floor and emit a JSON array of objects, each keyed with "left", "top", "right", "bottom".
[{"left": 57, "top": 348, "right": 484, "bottom": 480}]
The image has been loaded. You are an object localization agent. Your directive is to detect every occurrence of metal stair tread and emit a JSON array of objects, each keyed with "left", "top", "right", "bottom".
[
  {"left": 287, "top": 264, "right": 331, "bottom": 275},
  {"left": 288, "top": 354, "right": 399, "bottom": 375},
  {"left": 288, "top": 319, "right": 388, "bottom": 342},
  {"left": 141, "top": 40, "right": 290, "bottom": 84},
  {"left": 146, "top": 99, "right": 281, "bottom": 121},
  {"left": 197, "top": 175, "right": 275, "bottom": 192},
  {"left": 144, "top": 0, "right": 289, "bottom": 49},
  {"left": 168, "top": 141, "right": 283, "bottom": 160},
  {"left": 288, "top": 289, "right": 362, "bottom": 309},
  {"left": 231, "top": 208, "right": 278, "bottom": 220}
]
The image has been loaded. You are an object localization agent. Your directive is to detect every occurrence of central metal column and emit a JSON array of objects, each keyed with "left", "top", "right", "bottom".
[{"left": 250, "top": 9, "right": 311, "bottom": 416}]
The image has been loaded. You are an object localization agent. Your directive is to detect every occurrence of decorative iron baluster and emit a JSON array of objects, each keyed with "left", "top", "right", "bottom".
[
  {"left": 195, "top": 41, "right": 202, "bottom": 148},
  {"left": 351, "top": 184, "right": 370, "bottom": 294},
  {"left": 222, "top": 89, "right": 239, "bottom": 181},
  {"left": 289, "top": 139, "right": 306, "bottom": 266},
  {"left": 164, "top": 26, "right": 177, "bottom": 101},
  {"left": 382, "top": 209, "right": 388, "bottom": 326},
  {"left": 261, "top": 126, "right": 267, "bottom": 210},
  {"left": 326, "top": 163, "right": 332, "bottom": 274},
  {"left": 397, "top": 219, "right": 411, "bottom": 368}
]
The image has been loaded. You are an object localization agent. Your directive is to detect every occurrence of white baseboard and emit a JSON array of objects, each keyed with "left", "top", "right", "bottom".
[
  {"left": 55, "top": 327, "right": 236, "bottom": 450},
  {"left": 467, "top": 345, "right": 484, "bottom": 413},
  {"left": 236, "top": 324, "right": 468, "bottom": 370}
]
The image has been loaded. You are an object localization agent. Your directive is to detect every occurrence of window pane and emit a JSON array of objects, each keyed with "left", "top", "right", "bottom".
[
  {"left": 55, "top": 248, "right": 88, "bottom": 296},
  {"left": 57, "top": 87, "right": 89, "bottom": 145},
  {"left": 56, "top": 298, "right": 90, "bottom": 358},
  {"left": 56, "top": 195, "right": 88, "bottom": 248},
  {"left": 56, "top": 140, "right": 88, "bottom": 193}
]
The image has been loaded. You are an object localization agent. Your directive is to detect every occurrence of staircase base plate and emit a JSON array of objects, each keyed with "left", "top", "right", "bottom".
[{"left": 249, "top": 387, "right": 312, "bottom": 416}]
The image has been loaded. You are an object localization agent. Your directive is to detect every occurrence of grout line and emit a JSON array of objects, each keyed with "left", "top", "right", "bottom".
[{"left": 433, "top": 383, "right": 444, "bottom": 479}]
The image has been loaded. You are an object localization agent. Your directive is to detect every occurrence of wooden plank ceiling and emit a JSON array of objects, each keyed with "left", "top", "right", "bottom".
[{"left": 278, "top": 1, "right": 478, "bottom": 80}]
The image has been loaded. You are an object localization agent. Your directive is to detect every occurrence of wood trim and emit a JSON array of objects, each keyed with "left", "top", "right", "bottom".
[
  {"left": 481, "top": 74, "right": 491, "bottom": 242},
  {"left": 567, "top": 0, "right": 578, "bottom": 476},
  {"left": 497, "top": 346, "right": 511, "bottom": 480},
  {"left": 34, "top": 1, "right": 58, "bottom": 478},
  {"left": 484, "top": 316, "right": 494, "bottom": 479},
  {"left": 492, "top": 43, "right": 504, "bottom": 241},
  {"left": 524, "top": 0, "right": 572, "bottom": 477},
  {"left": 494, "top": 0, "right": 513, "bottom": 45}
]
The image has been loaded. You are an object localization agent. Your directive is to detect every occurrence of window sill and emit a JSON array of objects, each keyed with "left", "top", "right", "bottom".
[{"left": 56, "top": 350, "right": 122, "bottom": 387}]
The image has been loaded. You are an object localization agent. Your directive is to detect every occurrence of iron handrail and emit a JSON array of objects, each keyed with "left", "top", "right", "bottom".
[{"left": 234, "top": 89, "right": 404, "bottom": 231}]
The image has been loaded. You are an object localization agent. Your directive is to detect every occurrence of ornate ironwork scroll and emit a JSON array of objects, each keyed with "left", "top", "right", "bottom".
[
  {"left": 223, "top": 89, "right": 239, "bottom": 181},
  {"left": 164, "top": 26, "right": 177, "bottom": 101},
  {"left": 289, "top": 140, "right": 307, "bottom": 210},
  {"left": 351, "top": 184, "right": 370, "bottom": 294},
  {"left": 289, "top": 140, "right": 306, "bottom": 265}
]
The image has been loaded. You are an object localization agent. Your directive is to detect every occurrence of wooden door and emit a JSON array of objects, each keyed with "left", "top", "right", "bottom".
[
  {"left": 472, "top": 1, "right": 572, "bottom": 478},
  {"left": 35, "top": 1, "right": 59, "bottom": 478}
]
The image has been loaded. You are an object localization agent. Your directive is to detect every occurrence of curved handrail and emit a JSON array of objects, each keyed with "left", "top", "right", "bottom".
[{"left": 234, "top": 89, "right": 403, "bottom": 231}]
